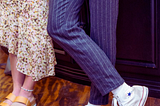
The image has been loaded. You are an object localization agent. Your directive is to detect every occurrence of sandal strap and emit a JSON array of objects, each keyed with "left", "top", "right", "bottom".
[
  {"left": 14, "top": 96, "right": 31, "bottom": 106},
  {"left": 30, "top": 98, "right": 36, "bottom": 106},
  {"left": 0, "top": 102, "right": 10, "bottom": 106},
  {"left": 5, "top": 93, "right": 16, "bottom": 102}
]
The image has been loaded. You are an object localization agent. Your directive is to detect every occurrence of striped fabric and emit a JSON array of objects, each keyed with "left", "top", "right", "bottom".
[
  {"left": 47, "top": 0, "right": 124, "bottom": 105},
  {"left": 89, "top": 0, "right": 120, "bottom": 105}
]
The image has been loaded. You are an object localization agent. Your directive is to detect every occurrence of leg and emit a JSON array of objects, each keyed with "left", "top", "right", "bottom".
[
  {"left": 88, "top": 0, "right": 119, "bottom": 105},
  {"left": 10, "top": 54, "right": 25, "bottom": 96},
  {"left": 47, "top": 0, "right": 124, "bottom": 96},
  {"left": 89, "top": 83, "right": 109, "bottom": 105},
  {"left": 11, "top": 76, "right": 36, "bottom": 106},
  {"left": 19, "top": 76, "right": 35, "bottom": 101},
  {"left": 1, "top": 53, "right": 25, "bottom": 105},
  {"left": 8, "top": 54, "right": 36, "bottom": 106},
  {"left": 48, "top": 0, "right": 148, "bottom": 106},
  {"left": 0, "top": 54, "right": 25, "bottom": 105}
]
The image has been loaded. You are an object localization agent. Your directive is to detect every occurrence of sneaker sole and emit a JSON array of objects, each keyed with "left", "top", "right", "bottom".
[{"left": 138, "top": 86, "right": 149, "bottom": 106}]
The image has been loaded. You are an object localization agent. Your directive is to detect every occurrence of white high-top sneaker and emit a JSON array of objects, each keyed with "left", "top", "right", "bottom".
[{"left": 112, "top": 85, "right": 148, "bottom": 106}]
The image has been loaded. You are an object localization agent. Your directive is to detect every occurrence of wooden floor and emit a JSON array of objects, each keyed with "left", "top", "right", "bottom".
[{"left": 0, "top": 48, "right": 160, "bottom": 106}]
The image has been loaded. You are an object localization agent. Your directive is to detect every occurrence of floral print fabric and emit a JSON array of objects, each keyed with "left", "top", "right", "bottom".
[{"left": 0, "top": 0, "right": 57, "bottom": 81}]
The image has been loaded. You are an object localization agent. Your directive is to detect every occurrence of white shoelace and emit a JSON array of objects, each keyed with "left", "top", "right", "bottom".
[
  {"left": 112, "top": 97, "right": 118, "bottom": 106},
  {"left": 112, "top": 90, "right": 133, "bottom": 106}
]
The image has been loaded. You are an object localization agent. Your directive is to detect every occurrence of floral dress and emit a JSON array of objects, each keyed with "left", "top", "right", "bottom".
[{"left": 0, "top": 0, "right": 57, "bottom": 81}]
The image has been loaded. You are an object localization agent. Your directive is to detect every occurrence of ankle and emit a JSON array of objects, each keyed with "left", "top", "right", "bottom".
[
  {"left": 12, "top": 89, "right": 21, "bottom": 96},
  {"left": 112, "top": 82, "right": 131, "bottom": 97},
  {"left": 19, "top": 91, "right": 34, "bottom": 102},
  {"left": 12, "top": 84, "right": 23, "bottom": 96},
  {"left": 21, "top": 87, "right": 34, "bottom": 92},
  {"left": 19, "top": 87, "right": 34, "bottom": 101}
]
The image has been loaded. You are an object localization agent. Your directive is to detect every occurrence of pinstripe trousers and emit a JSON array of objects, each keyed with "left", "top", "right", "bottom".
[{"left": 47, "top": 0, "right": 124, "bottom": 105}]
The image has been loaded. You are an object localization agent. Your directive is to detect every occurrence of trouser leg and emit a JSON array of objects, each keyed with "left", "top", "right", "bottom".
[
  {"left": 47, "top": 0, "right": 124, "bottom": 96},
  {"left": 89, "top": 0, "right": 119, "bottom": 105}
]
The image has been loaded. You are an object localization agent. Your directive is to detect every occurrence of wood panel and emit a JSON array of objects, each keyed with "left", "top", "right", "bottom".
[
  {"left": 115, "top": 0, "right": 160, "bottom": 98},
  {"left": 116, "top": 0, "right": 159, "bottom": 75},
  {"left": 116, "top": 0, "right": 156, "bottom": 64}
]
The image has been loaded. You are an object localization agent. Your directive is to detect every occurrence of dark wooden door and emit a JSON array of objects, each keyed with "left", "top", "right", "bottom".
[
  {"left": 54, "top": 0, "right": 160, "bottom": 98},
  {"left": 116, "top": 0, "right": 160, "bottom": 98}
]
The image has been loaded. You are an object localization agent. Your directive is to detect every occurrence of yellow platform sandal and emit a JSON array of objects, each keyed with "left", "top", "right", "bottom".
[
  {"left": 11, "top": 96, "right": 36, "bottom": 106},
  {"left": 0, "top": 93, "right": 16, "bottom": 106}
]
